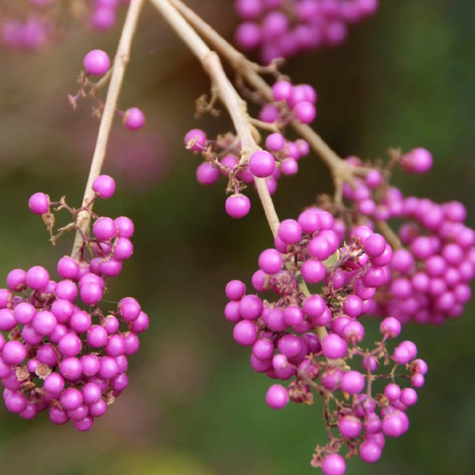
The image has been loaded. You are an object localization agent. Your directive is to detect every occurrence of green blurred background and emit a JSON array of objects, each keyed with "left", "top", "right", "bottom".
[{"left": 0, "top": 1, "right": 474, "bottom": 473}]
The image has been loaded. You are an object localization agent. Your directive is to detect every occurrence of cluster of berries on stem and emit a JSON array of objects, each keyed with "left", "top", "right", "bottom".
[
  {"left": 225, "top": 209, "right": 427, "bottom": 473},
  {"left": 0, "top": 175, "right": 149, "bottom": 431},
  {"left": 234, "top": 0, "right": 379, "bottom": 63}
]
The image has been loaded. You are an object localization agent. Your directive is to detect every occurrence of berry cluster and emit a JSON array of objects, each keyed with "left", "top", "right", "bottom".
[
  {"left": 1, "top": 0, "right": 129, "bottom": 51},
  {"left": 0, "top": 175, "right": 149, "bottom": 430},
  {"left": 234, "top": 0, "right": 379, "bottom": 63},
  {"left": 185, "top": 128, "right": 309, "bottom": 218},
  {"left": 184, "top": 80, "right": 318, "bottom": 219},
  {"left": 339, "top": 150, "right": 475, "bottom": 325},
  {"left": 69, "top": 49, "right": 146, "bottom": 131},
  {"left": 225, "top": 208, "right": 426, "bottom": 472}
]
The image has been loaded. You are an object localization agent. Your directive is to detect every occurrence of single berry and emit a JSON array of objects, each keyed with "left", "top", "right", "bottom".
[
  {"left": 92, "top": 175, "right": 116, "bottom": 199},
  {"left": 28, "top": 192, "right": 49, "bottom": 214},
  {"left": 83, "top": 49, "right": 110, "bottom": 76},
  {"left": 123, "top": 107, "right": 145, "bottom": 130}
]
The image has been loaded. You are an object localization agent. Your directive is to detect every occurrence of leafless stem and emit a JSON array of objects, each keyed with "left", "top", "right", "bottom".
[
  {"left": 71, "top": 0, "right": 145, "bottom": 259},
  {"left": 150, "top": 0, "right": 280, "bottom": 237}
]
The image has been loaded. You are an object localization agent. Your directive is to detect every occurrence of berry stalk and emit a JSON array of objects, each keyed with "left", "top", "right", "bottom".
[{"left": 71, "top": 0, "right": 145, "bottom": 260}]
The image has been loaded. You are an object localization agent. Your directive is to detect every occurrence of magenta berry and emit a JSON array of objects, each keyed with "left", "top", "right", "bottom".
[
  {"left": 225, "top": 280, "right": 246, "bottom": 301},
  {"left": 265, "top": 384, "right": 289, "bottom": 409},
  {"left": 123, "top": 107, "right": 145, "bottom": 130},
  {"left": 2, "top": 340, "right": 27, "bottom": 365},
  {"left": 233, "top": 320, "right": 257, "bottom": 346},
  {"left": 28, "top": 192, "right": 49, "bottom": 214},
  {"left": 249, "top": 150, "right": 275, "bottom": 178},
  {"left": 57, "top": 256, "right": 80, "bottom": 280},
  {"left": 26, "top": 265, "right": 50, "bottom": 290},
  {"left": 401, "top": 147, "right": 433, "bottom": 174},
  {"left": 321, "top": 454, "right": 346, "bottom": 475},
  {"left": 321, "top": 334, "right": 347, "bottom": 360},
  {"left": 83, "top": 49, "right": 110, "bottom": 76},
  {"left": 258, "top": 249, "right": 282, "bottom": 274},
  {"left": 185, "top": 129, "right": 207, "bottom": 151},
  {"left": 225, "top": 194, "right": 251, "bottom": 219},
  {"left": 196, "top": 161, "right": 219, "bottom": 186},
  {"left": 92, "top": 175, "right": 116, "bottom": 199}
]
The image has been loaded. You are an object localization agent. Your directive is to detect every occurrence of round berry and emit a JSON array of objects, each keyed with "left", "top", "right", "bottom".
[
  {"left": 93, "top": 175, "right": 116, "bottom": 199},
  {"left": 249, "top": 150, "right": 275, "bottom": 178},
  {"left": 28, "top": 192, "right": 49, "bottom": 214},
  {"left": 184, "top": 129, "right": 207, "bottom": 151},
  {"left": 2, "top": 341, "right": 27, "bottom": 365},
  {"left": 225, "top": 194, "right": 251, "bottom": 219},
  {"left": 83, "top": 49, "right": 110, "bottom": 76},
  {"left": 265, "top": 384, "right": 289, "bottom": 409},
  {"left": 321, "top": 454, "right": 346, "bottom": 475},
  {"left": 123, "top": 107, "right": 145, "bottom": 130}
]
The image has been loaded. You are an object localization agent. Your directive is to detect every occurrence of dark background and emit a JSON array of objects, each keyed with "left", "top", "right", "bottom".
[{"left": 0, "top": 1, "right": 473, "bottom": 473}]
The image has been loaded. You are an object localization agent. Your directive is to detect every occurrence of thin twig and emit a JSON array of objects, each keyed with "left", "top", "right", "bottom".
[{"left": 71, "top": 0, "right": 145, "bottom": 259}]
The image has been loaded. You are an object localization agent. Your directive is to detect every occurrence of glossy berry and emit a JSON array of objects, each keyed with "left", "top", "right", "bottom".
[
  {"left": 123, "top": 107, "right": 145, "bottom": 130},
  {"left": 265, "top": 384, "right": 289, "bottom": 409},
  {"left": 225, "top": 194, "right": 251, "bottom": 219},
  {"left": 83, "top": 49, "right": 110, "bottom": 76},
  {"left": 185, "top": 129, "right": 207, "bottom": 151},
  {"left": 28, "top": 192, "right": 49, "bottom": 214},
  {"left": 249, "top": 150, "right": 275, "bottom": 178},
  {"left": 321, "top": 454, "right": 346, "bottom": 475},
  {"left": 92, "top": 175, "right": 116, "bottom": 199}
]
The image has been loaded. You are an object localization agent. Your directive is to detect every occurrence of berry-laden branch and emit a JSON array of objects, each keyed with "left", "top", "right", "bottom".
[
  {"left": 71, "top": 0, "right": 146, "bottom": 260},
  {"left": 166, "top": 0, "right": 356, "bottom": 191},
  {"left": 148, "top": 2, "right": 473, "bottom": 473},
  {"left": 149, "top": 0, "right": 280, "bottom": 237},
  {"left": 148, "top": 0, "right": 339, "bottom": 344}
]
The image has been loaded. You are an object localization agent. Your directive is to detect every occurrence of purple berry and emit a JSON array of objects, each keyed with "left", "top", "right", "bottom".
[
  {"left": 338, "top": 415, "right": 363, "bottom": 438},
  {"left": 115, "top": 216, "right": 134, "bottom": 238},
  {"left": 28, "top": 192, "right": 49, "bottom": 214},
  {"left": 26, "top": 265, "right": 50, "bottom": 290},
  {"left": 93, "top": 217, "right": 117, "bottom": 241},
  {"left": 258, "top": 249, "right": 283, "bottom": 274},
  {"left": 60, "top": 388, "right": 83, "bottom": 411},
  {"left": 83, "top": 49, "right": 110, "bottom": 75},
  {"left": 265, "top": 384, "right": 289, "bottom": 409},
  {"left": 196, "top": 162, "right": 219, "bottom": 186},
  {"left": 278, "top": 219, "right": 302, "bottom": 244},
  {"left": 93, "top": 175, "right": 116, "bottom": 199},
  {"left": 225, "top": 194, "right": 251, "bottom": 219},
  {"left": 123, "top": 107, "right": 145, "bottom": 130},
  {"left": 233, "top": 320, "right": 257, "bottom": 346},
  {"left": 225, "top": 280, "right": 246, "bottom": 301},
  {"left": 321, "top": 334, "right": 347, "bottom": 359},
  {"left": 360, "top": 441, "right": 382, "bottom": 463},
  {"left": 185, "top": 129, "right": 207, "bottom": 151},
  {"left": 321, "top": 454, "right": 346, "bottom": 475},
  {"left": 58, "top": 333, "right": 82, "bottom": 357},
  {"left": 32, "top": 310, "right": 56, "bottom": 335},
  {"left": 341, "top": 370, "right": 365, "bottom": 394},
  {"left": 2, "top": 341, "right": 27, "bottom": 365},
  {"left": 249, "top": 150, "right": 276, "bottom": 178}
]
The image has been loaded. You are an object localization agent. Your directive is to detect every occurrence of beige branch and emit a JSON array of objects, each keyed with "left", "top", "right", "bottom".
[{"left": 71, "top": 0, "right": 145, "bottom": 259}]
